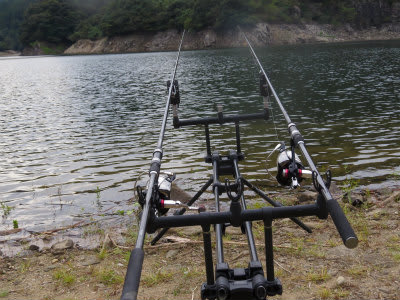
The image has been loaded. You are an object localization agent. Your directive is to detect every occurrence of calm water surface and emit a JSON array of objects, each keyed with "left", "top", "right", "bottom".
[{"left": 0, "top": 41, "right": 399, "bottom": 231}]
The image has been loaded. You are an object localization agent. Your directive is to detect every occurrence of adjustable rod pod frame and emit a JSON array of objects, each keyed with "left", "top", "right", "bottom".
[{"left": 120, "top": 31, "right": 358, "bottom": 300}]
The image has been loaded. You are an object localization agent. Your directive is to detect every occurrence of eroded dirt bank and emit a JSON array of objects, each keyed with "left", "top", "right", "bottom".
[
  {"left": 64, "top": 23, "right": 400, "bottom": 55},
  {"left": 0, "top": 185, "right": 399, "bottom": 300}
]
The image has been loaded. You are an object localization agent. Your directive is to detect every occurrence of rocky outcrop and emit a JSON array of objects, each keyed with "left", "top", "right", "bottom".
[{"left": 64, "top": 22, "right": 400, "bottom": 55}]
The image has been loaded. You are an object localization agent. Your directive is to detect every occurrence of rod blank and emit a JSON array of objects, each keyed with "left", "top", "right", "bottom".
[
  {"left": 240, "top": 30, "right": 358, "bottom": 249},
  {"left": 120, "top": 30, "right": 186, "bottom": 300}
]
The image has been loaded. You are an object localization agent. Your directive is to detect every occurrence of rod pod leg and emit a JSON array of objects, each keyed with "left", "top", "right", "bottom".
[
  {"left": 263, "top": 218, "right": 282, "bottom": 297},
  {"left": 202, "top": 224, "right": 214, "bottom": 286},
  {"left": 242, "top": 178, "right": 312, "bottom": 233}
]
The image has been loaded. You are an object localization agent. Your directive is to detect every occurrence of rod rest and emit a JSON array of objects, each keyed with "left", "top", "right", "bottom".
[
  {"left": 201, "top": 261, "right": 282, "bottom": 300},
  {"left": 146, "top": 204, "right": 320, "bottom": 234},
  {"left": 173, "top": 109, "right": 269, "bottom": 128}
]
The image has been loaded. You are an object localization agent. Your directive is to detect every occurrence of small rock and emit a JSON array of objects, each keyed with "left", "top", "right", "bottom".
[
  {"left": 42, "top": 235, "right": 53, "bottom": 242},
  {"left": 44, "top": 265, "right": 57, "bottom": 272},
  {"left": 180, "top": 226, "right": 202, "bottom": 236},
  {"left": 52, "top": 258, "right": 59, "bottom": 263},
  {"left": 29, "top": 244, "right": 40, "bottom": 251},
  {"left": 336, "top": 276, "right": 345, "bottom": 286},
  {"left": 80, "top": 256, "right": 101, "bottom": 266},
  {"left": 17, "top": 250, "right": 34, "bottom": 257},
  {"left": 51, "top": 239, "right": 74, "bottom": 254},
  {"left": 298, "top": 191, "right": 318, "bottom": 202},
  {"left": 166, "top": 249, "right": 179, "bottom": 259},
  {"left": 351, "top": 198, "right": 364, "bottom": 207},
  {"left": 41, "top": 247, "right": 50, "bottom": 253},
  {"left": 329, "top": 181, "right": 342, "bottom": 196},
  {"left": 343, "top": 191, "right": 364, "bottom": 206}
]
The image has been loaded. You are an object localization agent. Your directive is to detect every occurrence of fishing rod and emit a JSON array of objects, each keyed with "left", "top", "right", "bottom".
[
  {"left": 241, "top": 30, "right": 358, "bottom": 249},
  {"left": 120, "top": 30, "right": 185, "bottom": 300}
]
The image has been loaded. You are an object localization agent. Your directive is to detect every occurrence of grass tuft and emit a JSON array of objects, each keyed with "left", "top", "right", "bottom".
[
  {"left": 96, "top": 268, "right": 123, "bottom": 285},
  {"left": 142, "top": 270, "right": 173, "bottom": 287},
  {"left": 317, "top": 287, "right": 332, "bottom": 299},
  {"left": 307, "top": 267, "right": 331, "bottom": 283},
  {"left": 53, "top": 269, "right": 76, "bottom": 286}
]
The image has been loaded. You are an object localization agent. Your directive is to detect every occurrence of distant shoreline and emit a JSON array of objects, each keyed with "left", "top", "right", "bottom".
[
  {"left": 9, "top": 22, "right": 400, "bottom": 56},
  {"left": 62, "top": 23, "right": 400, "bottom": 56}
]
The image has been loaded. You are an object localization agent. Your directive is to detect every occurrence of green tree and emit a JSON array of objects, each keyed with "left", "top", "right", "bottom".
[
  {"left": 70, "top": 15, "right": 104, "bottom": 41},
  {"left": 0, "top": 0, "right": 35, "bottom": 50},
  {"left": 99, "top": 0, "right": 161, "bottom": 36},
  {"left": 214, "top": 0, "right": 257, "bottom": 29},
  {"left": 20, "top": 0, "right": 81, "bottom": 45}
]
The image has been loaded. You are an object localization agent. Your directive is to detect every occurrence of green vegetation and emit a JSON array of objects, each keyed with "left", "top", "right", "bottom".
[
  {"left": 95, "top": 267, "right": 124, "bottom": 285},
  {"left": 0, "top": 290, "right": 9, "bottom": 298},
  {"left": 0, "top": 0, "right": 34, "bottom": 50},
  {"left": 306, "top": 267, "right": 330, "bottom": 283},
  {"left": 13, "top": 219, "right": 19, "bottom": 228},
  {"left": 0, "top": 0, "right": 399, "bottom": 51},
  {"left": 20, "top": 0, "right": 80, "bottom": 45},
  {"left": 0, "top": 201, "right": 13, "bottom": 218},
  {"left": 53, "top": 268, "right": 77, "bottom": 285},
  {"left": 317, "top": 288, "right": 332, "bottom": 299},
  {"left": 142, "top": 269, "right": 173, "bottom": 287}
]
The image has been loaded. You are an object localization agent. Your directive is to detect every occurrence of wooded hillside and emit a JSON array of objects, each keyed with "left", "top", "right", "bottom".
[{"left": 0, "top": 0, "right": 399, "bottom": 51}]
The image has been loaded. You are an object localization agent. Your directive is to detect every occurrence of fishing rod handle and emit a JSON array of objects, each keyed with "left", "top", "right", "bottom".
[
  {"left": 326, "top": 197, "right": 358, "bottom": 249},
  {"left": 297, "top": 143, "right": 358, "bottom": 248},
  {"left": 121, "top": 248, "right": 144, "bottom": 300}
]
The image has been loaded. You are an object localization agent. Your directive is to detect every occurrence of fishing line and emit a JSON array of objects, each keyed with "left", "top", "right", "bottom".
[
  {"left": 248, "top": 49, "right": 281, "bottom": 180},
  {"left": 267, "top": 86, "right": 281, "bottom": 142}
]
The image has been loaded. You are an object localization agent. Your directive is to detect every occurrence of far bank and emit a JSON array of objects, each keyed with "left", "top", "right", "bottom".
[{"left": 60, "top": 23, "right": 400, "bottom": 56}]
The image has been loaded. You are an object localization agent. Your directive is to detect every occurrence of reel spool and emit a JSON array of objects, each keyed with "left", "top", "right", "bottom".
[
  {"left": 267, "top": 143, "right": 312, "bottom": 188},
  {"left": 137, "top": 172, "right": 176, "bottom": 216}
]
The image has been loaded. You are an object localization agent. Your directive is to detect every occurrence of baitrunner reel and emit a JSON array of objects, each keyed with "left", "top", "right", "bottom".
[
  {"left": 269, "top": 142, "right": 312, "bottom": 189},
  {"left": 137, "top": 172, "right": 200, "bottom": 216},
  {"left": 137, "top": 172, "right": 175, "bottom": 216}
]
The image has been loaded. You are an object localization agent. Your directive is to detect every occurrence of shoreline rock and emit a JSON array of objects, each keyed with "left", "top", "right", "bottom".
[
  {"left": 64, "top": 22, "right": 400, "bottom": 55},
  {"left": 0, "top": 50, "right": 21, "bottom": 57}
]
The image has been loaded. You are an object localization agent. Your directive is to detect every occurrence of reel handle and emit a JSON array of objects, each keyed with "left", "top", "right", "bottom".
[{"left": 327, "top": 199, "right": 358, "bottom": 249}]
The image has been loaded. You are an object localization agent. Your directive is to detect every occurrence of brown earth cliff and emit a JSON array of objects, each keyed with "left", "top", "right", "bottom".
[{"left": 64, "top": 22, "right": 400, "bottom": 55}]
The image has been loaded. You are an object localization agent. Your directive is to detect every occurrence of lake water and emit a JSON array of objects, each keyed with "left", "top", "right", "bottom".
[{"left": 0, "top": 40, "right": 399, "bottom": 232}]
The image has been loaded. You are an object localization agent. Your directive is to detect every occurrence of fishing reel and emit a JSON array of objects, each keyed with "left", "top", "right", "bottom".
[
  {"left": 137, "top": 172, "right": 200, "bottom": 216},
  {"left": 268, "top": 142, "right": 312, "bottom": 189},
  {"left": 137, "top": 172, "right": 176, "bottom": 216}
]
